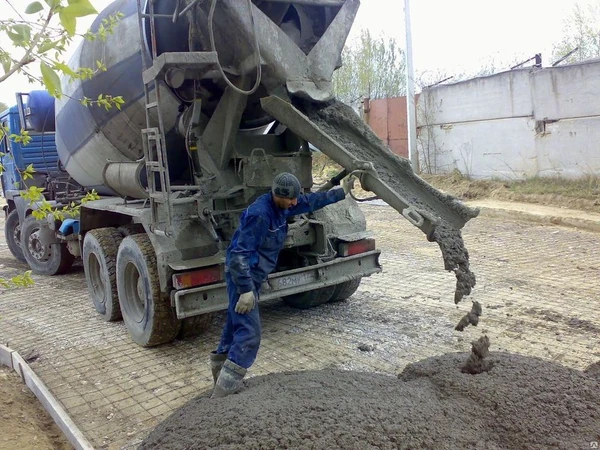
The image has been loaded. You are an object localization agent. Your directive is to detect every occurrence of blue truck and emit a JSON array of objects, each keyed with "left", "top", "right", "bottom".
[{"left": 1, "top": 91, "right": 83, "bottom": 273}]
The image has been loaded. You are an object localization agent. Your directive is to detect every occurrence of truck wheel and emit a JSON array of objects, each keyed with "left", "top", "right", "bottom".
[
  {"left": 20, "top": 215, "right": 74, "bottom": 275},
  {"left": 329, "top": 278, "right": 362, "bottom": 303},
  {"left": 117, "top": 224, "right": 145, "bottom": 237},
  {"left": 5, "top": 210, "right": 26, "bottom": 263},
  {"left": 283, "top": 286, "right": 336, "bottom": 309},
  {"left": 116, "top": 234, "right": 181, "bottom": 346},
  {"left": 83, "top": 228, "right": 123, "bottom": 322}
]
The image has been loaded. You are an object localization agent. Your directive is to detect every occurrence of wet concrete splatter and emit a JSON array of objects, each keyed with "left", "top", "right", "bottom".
[
  {"left": 299, "top": 99, "right": 479, "bottom": 306},
  {"left": 138, "top": 352, "right": 600, "bottom": 450},
  {"left": 461, "top": 335, "right": 492, "bottom": 374},
  {"left": 455, "top": 301, "right": 483, "bottom": 331}
]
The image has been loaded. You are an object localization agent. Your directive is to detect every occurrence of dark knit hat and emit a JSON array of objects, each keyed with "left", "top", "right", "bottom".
[{"left": 272, "top": 172, "right": 301, "bottom": 199}]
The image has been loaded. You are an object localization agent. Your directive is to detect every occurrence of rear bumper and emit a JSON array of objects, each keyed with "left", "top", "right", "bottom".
[{"left": 172, "top": 250, "right": 381, "bottom": 318}]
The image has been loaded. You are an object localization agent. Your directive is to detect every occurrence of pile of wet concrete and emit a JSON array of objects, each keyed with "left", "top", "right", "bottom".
[{"left": 138, "top": 347, "right": 600, "bottom": 450}]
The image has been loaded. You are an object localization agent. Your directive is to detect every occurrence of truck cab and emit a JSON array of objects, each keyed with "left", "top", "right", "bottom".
[{"left": 1, "top": 91, "right": 66, "bottom": 266}]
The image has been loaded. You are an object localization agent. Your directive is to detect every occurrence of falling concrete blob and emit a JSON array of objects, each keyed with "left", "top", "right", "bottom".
[
  {"left": 455, "top": 301, "right": 483, "bottom": 331},
  {"left": 138, "top": 353, "right": 600, "bottom": 450},
  {"left": 298, "top": 99, "right": 478, "bottom": 305}
]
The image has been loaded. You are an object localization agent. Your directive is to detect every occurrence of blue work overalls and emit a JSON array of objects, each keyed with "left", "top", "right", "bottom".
[{"left": 215, "top": 189, "right": 345, "bottom": 368}]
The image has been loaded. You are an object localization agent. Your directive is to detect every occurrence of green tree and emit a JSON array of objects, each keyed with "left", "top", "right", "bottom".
[
  {"left": 0, "top": 101, "right": 8, "bottom": 112},
  {"left": 0, "top": 0, "right": 120, "bottom": 290},
  {"left": 551, "top": 1, "right": 600, "bottom": 65},
  {"left": 0, "top": 0, "right": 123, "bottom": 104},
  {"left": 333, "top": 29, "right": 406, "bottom": 104}
]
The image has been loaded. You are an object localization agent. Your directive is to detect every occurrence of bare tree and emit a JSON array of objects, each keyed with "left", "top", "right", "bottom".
[{"left": 551, "top": 2, "right": 600, "bottom": 64}]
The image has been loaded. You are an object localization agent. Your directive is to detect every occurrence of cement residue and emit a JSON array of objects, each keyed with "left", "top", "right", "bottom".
[
  {"left": 299, "top": 99, "right": 478, "bottom": 305},
  {"left": 138, "top": 353, "right": 600, "bottom": 450},
  {"left": 525, "top": 308, "right": 600, "bottom": 334}
]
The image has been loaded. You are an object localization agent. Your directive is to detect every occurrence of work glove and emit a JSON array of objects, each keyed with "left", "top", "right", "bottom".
[
  {"left": 340, "top": 174, "right": 355, "bottom": 195},
  {"left": 235, "top": 291, "right": 256, "bottom": 314}
]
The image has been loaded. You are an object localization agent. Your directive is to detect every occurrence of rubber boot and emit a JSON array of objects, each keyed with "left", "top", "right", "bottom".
[
  {"left": 210, "top": 352, "right": 228, "bottom": 385},
  {"left": 211, "top": 359, "right": 247, "bottom": 398}
]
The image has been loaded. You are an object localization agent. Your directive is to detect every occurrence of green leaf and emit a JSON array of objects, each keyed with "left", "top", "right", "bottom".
[
  {"left": 0, "top": 55, "right": 11, "bottom": 74},
  {"left": 25, "top": 1, "right": 44, "bottom": 14},
  {"left": 32, "top": 210, "right": 46, "bottom": 220},
  {"left": 59, "top": 8, "right": 76, "bottom": 36},
  {"left": 12, "top": 25, "right": 32, "bottom": 42},
  {"left": 38, "top": 40, "right": 59, "bottom": 54},
  {"left": 54, "top": 62, "right": 77, "bottom": 78},
  {"left": 43, "top": 0, "right": 59, "bottom": 9},
  {"left": 7, "top": 24, "right": 32, "bottom": 46},
  {"left": 64, "top": 0, "right": 97, "bottom": 17},
  {"left": 40, "top": 62, "right": 62, "bottom": 96}
]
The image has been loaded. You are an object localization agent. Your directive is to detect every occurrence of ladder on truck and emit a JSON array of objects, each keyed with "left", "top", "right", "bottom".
[
  {"left": 135, "top": 1, "right": 220, "bottom": 236},
  {"left": 136, "top": 0, "right": 174, "bottom": 236}
]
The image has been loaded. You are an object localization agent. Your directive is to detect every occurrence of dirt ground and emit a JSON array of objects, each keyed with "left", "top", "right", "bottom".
[
  {"left": 1, "top": 195, "right": 72, "bottom": 450},
  {"left": 0, "top": 366, "right": 73, "bottom": 450}
]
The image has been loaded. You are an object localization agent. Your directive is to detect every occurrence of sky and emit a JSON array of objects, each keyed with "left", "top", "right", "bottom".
[{"left": 0, "top": 0, "right": 594, "bottom": 106}]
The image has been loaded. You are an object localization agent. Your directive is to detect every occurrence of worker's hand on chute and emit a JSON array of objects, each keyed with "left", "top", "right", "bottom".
[
  {"left": 235, "top": 291, "right": 256, "bottom": 314},
  {"left": 340, "top": 174, "right": 355, "bottom": 196}
]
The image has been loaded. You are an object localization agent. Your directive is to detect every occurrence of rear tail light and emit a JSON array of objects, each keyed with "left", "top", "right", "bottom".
[
  {"left": 338, "top": 238, "right": 376, "bottom": 257},
  {"left": 172, "top": 265, "right": 223, "bottom": 289}
]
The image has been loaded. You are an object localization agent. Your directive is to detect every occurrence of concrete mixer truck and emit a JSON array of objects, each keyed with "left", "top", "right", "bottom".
[{"left": 2, "top": 0, "right": 479, "bottom": 347}]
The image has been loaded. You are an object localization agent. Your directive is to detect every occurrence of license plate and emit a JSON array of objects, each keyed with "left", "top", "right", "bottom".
[{"left": 270, "top": 271, "right": 317, "bottom": 290}]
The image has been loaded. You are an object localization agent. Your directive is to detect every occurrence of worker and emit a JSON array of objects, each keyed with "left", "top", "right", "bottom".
[{"left": 210, "top": 171, "right": 353, "bottom": 398}]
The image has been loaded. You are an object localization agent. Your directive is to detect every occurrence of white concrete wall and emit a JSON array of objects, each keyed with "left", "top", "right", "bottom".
[
  {"left": 531, "top": 60, "right": 600, "bottom": 121},
  {"left": 418, "top": 60, "right": 600, "bottom": 179},
  {"left": 536, "top": 117, "right": 600, "bottom": 177},
  {"left": 420, "top": 118, "right": 537, "bottom": 179},
  {"left": 422, "top": 69, "right": 533, "bottom": 125}
]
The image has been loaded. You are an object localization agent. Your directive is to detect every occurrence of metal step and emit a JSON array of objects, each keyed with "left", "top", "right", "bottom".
[
  {"left": 150, "top": 193, "right": 166, "bottom": 202},
  {"left": 142, "top": 128, "right": 160, "bottom": 137},
  {"left": 142, "top": 52, "right": 219, "bottom": 84},
  {"left": 145, "top": 161, "right": 161, "bottom": 170}
]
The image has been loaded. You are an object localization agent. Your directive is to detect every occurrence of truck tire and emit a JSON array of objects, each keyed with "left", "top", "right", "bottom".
[
  {"left": 5, "top": 210, "right": 26, "bottom": 263},
  {"left": 117, "top": 224, "right": 145, "bottom": 237},
  {"left": 116, "top": 234, "right": 181, "bottom": 346},
  {"left": 20, "top": 215, "right": 74, "bottom": 275},
  {"left": 83, "top": 228, "right": 123, "bottom": 322},
  {"left": 283, "top": 286, "right": 336, "bottom": 309},
  {"left": 329, "top": 278, "right": 362, "bottom": 303}
]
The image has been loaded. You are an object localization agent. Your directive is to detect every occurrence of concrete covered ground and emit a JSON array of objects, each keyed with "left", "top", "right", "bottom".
[{"left": 0, "top": 203, "right": 599, "bottom": 449}]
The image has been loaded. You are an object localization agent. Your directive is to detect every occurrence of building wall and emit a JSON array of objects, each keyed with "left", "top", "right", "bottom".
[
  {"left": 365, "top": 96, "right": 413, "bottom": 159},
  {"left": 417, "top": 60, "right": 600, "bottom": 179}
]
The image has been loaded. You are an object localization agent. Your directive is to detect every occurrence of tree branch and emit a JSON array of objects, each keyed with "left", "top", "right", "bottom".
[{"left": 0, "top": 8, "right": 54, "bottom": 84}]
